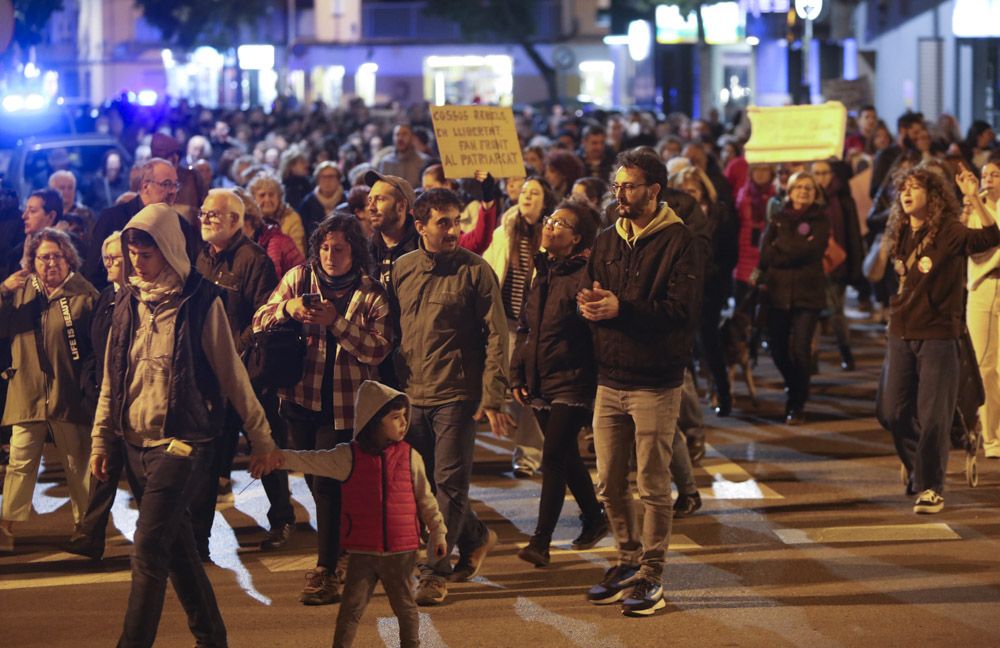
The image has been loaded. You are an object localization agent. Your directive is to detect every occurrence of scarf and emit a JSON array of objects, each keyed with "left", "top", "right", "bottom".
[
  {"left": 314, "top": 187, "right": 343, "bottom": 216},
  {"left": 315, "top": 263, "right": 360, "bottom": 293},
  {"left": 128, "top": 265, "right": 184, "bottom": 304}
]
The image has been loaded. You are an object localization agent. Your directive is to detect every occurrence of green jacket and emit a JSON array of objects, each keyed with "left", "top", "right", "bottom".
[
  {"left": 0, "top": 272, "right": 99, "bottom": 426},
  {"left": 391, "top": 246, "right": 508, "bottom": 409}
]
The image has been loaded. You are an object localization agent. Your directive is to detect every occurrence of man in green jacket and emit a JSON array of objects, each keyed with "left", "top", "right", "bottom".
[{"left": 390, "top": 188, "right": 512, "bottom": 606}]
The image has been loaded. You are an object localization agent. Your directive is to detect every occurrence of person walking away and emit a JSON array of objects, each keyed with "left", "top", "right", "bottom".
[{"left": 276, "top": 380, "right": 447, "bottom": 648}]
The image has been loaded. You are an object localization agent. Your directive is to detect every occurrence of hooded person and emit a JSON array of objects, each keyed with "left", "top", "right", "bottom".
[
  {"left": 89, "top": 202, "right": 281, "bottom": 648},
  {"left": 277, "top": 380, "right": 447, "bottom": 648}
]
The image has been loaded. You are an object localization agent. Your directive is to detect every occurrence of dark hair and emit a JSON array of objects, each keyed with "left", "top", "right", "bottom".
[
  {"left": 122, "top": 227, "right": 157, "bottom": 248},
  {"left": 553, "top": 197, "right": 601, "bottom": 254},
  {"left": 412, "top": 126, "right": 432, "bottom": 147},
  {"left": 521, "top": 175, "right": 558, "bottom": 218},
  {"left": 897, "top": 111, "right": 924, "bottom": 132},
  {"left": 29, "top": 189, "right": 63, "bottom": 223},
  {"left": 884, "top": 163, "right": 961, "bottom": 258},
  {"left": 346, "top": 185, "right": 370, "bottom": 212},
  {"left": 572, "top": 177, "right": 608, "bottom": 205},
  {"left": 859, "top": 105, "right": 876, "bottom": 115},
  {"left": 966, "top": 120, "right": 995, "bottom": 149},
  {"left": 412, "top": 187, "right": 463, "bottom": 223},
  {"left": 309, "top": 213, "right": 372, "bottom": 275},
  {"left": 615, "top": 148, "right": 668, "bottom": 202},
  {"left": 25, "top": 227, "right": 80, "bottom": 271},
  {"left": 544, "top": 149, "right": 585, "bottom": 190},
  {"left": 582, "top": 123, "right": 607, "bottom": 139},
  {"left": 357, "top": 395, "right": 408, "bottom": 448}
]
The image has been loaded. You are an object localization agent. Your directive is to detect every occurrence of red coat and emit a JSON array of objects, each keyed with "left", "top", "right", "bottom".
[
  {"left": 257, "top": 222, "right": 305, "bottom": 279},
  {"left": 734, "top": 181, "right": 775, "bottom": 284},
  {"left": 340, "top": 441, "right": 420, "bottom": 553}
]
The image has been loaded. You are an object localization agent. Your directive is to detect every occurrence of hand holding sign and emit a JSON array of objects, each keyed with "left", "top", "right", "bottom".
[{"left": 431, "top": 106, "right": 525, "bottom": 180}]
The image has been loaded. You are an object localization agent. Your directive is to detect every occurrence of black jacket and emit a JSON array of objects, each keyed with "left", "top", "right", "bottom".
[
  {"left": 759, "top": 202, "right": 830, "bottom": 311},
  {"left": 511, "top": 253, "right": 595, "bottom": 403},
  {"left": 587, "top": 208, "right": 701, "bottom": 389},
  {"left": 195, "top": 233, "right": 278, "bottom": 354},
  {"left": 90, "top": 284, "right": 117, "bottom": 388},
  {"left": 889, "top": 219, "right": 1000, "bottom": 340},
  {"left": 370, "top": 217, "right": 420, "bottom": 288}
]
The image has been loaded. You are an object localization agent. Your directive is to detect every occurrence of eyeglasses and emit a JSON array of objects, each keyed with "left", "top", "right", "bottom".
[
  {"left": 543, "top": 216, "right": 575, "bottom": 231},
  {"left": 150, "top": 179, "right": 181, "bottom": 191},
  {"left": 36, "top": 253, "right": 65, "bottom": 265},
  {"left": 610, "top": 182, "right": 650, "bottom": 194},
  {"left": 103, "top": 255, "right": 123, "bottom": 266},
  {"left": 198, "top": 210, "right": 233, "bottom": 223}
]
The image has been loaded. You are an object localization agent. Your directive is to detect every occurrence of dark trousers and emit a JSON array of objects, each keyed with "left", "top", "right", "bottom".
[
  {"left": 532, "top": 404, "right": 602, "bottom": 540},
  {"left": 120, "top": 442, "right": 226, "bottom": 648},
  {"left": 284, "top": 401, "right": 353, "bottom": 569},
  {"left": 768, "top": 307, "right": 820, "bottom": 411},
  {"left": 700, "top": 280, "right": 731, "bottom": 403},
  {"left": 877, "top": 336, "right": 960, "bottom": 494},
  {"left": 75, "top": 435, "right": 134, "bottom": 548},
  {"left": 332, "top": 551, "right": 419, "bottom": 648},
  {"left": 191, "top": 391, "right": 294, "bottom": 555},
  {"left": 406, "top": 400, "right": 486, "bottom": 576}
]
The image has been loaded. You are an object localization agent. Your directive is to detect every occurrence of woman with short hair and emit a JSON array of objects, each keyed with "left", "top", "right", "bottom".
[
  {"left": 0, "top": 228, "right": 99, "bottom": 551},
  {"left": 249, "top": 173, "right": 307, "bottom": 257}
]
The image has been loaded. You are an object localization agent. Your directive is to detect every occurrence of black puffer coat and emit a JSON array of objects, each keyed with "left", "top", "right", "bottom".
[
  {"left": 758, "top": 202, "right": 830, "bottom": 311},
  {"left": 511, "top": 252, "right": 595, "bottom": 403}
]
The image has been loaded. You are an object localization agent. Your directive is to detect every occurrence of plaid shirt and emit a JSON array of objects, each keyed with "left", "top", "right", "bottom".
[{"left": 252, "top": 264, "right": 394, "bottom": 430}]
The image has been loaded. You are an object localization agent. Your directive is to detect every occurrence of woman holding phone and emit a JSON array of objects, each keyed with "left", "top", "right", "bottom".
[{"left": 252, "top": 213, "right": 394, "bottom": 604}]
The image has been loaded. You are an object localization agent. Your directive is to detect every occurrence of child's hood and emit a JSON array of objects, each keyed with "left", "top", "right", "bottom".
[{"left": 353, "top": 380, "right": 411, "bottom": 440}]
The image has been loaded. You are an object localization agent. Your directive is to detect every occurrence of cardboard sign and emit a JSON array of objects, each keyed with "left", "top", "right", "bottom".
[
  {"left": 745, "top": 101, "right": 847, "bottom": 164},
  {"left": 431, "top": 106, "right": 525, "bottom": 179}
]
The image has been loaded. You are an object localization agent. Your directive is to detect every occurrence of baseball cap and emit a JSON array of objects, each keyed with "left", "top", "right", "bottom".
[{"left": 364, "top": 170, "right": 416, "bottom": 211}]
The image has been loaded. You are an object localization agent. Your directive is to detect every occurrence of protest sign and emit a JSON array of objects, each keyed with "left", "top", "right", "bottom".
[
  {"left": 745, "top": 101, "right": 847, "bottom": 164},
  {"left": 431, "top": 106, "right": 525, "bottom": 179}
]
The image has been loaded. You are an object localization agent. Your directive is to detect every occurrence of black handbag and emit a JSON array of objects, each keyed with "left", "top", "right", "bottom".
[{"left": 245, "top": 267, "right": 310, "bottom": 390}]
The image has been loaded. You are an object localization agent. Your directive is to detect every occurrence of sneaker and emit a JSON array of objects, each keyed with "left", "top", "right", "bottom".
[
  {"left": 673, "top": 492, "right": 702, "bottom": 518},
  {"left": 299, "top": 567, "right": 341, "bottom": 605},
  {"left": 512, "top": 464, "right": 535, "bottom": 479},
  {"left": 586, "top": 564, "right": 639, "bottom": 605},
  {"left": 449, "top": 528, "right": 498, "bottom": 582},
  {"left": 571, "top": 514, "right": 609, "bottom": 551},
  {"left": 0, "top": 526, "right": 13, "bottom": 553},
  {"left": 913, "top": 489, "right": 944, "bottom": 514},
  {"left": 259, "top": 523, "right": 295, "bottom": 551},
  {"left": 621, "top": 577, "right": 666, "bottom": 617},
  {"left": 415, "top": 573, "right": 447, "bottom": 606},
  {"left": 517, "top": 536, "right": 550, "bottom": 567}
]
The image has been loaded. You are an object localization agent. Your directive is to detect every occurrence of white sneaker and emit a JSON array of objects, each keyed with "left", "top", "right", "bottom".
[{"left": 913, "top": 489, "right": 944, "bottom": 514}]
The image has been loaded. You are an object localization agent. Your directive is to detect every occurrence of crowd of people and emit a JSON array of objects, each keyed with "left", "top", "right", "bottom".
[{"left": 0, "top": 96, "right": 998, "bottom": 645}]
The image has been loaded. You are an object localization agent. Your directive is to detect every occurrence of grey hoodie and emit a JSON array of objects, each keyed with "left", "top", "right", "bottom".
[
  {"left": 91, "top": 203, "right": 275, "bottom": 456},
  {"left": 280, "top": 380, "right": 446, "bottom": 556}
]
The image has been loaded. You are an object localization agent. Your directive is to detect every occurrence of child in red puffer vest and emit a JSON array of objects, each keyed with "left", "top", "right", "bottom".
[{"left": 277, "top": 380, "right": 446, "bottom": 648}]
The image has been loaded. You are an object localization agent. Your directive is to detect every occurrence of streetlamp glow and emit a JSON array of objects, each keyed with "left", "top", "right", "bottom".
[
  {"left": 794, "top": 0, "right": 823, "bottom": 21},
  {"left": 627, "top": 20, "right": 652, "bottom": 62}
]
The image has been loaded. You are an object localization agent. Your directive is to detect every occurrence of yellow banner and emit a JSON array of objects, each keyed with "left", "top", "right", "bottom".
[
  {"left": 431, "top": 105, "right": 525, "bottom": 179},
  {"left": 745, "top": 102, "right": 847, "bottom": 164}
]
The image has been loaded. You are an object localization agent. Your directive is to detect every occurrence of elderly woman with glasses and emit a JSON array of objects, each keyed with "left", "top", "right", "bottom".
[{"left": 0, "top": 227, "right": 99, "bottom": 552}]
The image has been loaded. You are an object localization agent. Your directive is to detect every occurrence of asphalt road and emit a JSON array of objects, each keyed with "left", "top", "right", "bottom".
[{"left": 3, "top": 317, "right": 1000, "bottom": 647}]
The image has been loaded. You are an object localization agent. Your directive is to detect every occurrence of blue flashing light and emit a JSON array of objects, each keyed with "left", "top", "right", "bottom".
[{"left": 2, "top": 95, "right": 25, "bottom": 112}]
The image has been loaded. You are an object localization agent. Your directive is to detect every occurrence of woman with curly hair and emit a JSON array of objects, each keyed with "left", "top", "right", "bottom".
[
  {"left": 876, "top": 164, "right": 998, "bottom": 514},
  {"left": 543, "top": 149, "right": 585, "bottom": 200}
]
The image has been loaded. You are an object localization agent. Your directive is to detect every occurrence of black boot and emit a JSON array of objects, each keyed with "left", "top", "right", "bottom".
[
  {"left": 517, "top": 534, "right": 551, "bottom": 567},
  {"left": 839, "top": 345, "right": 855, "bottom": 371},
  {"left": 572, "top": 510, "right": 610, "bottom": 550}
]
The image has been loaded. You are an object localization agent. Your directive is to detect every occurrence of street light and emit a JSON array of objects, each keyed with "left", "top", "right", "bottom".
[{"left": 794, "top": 0, "right": 823, "bottom": 104}]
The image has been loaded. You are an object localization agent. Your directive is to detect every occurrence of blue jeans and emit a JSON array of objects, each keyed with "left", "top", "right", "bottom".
[
  {"left": 593, "top": 385, "right": 681, "bottom": 580},
  {"left": 406, "top": 400, "right": 487, "bottom": 575},
  {"left": 877, "top": 336, "right": 960, "bottom": 495},
  {"left": 120, "top": 442, "right": 226, "bottom": 648}
]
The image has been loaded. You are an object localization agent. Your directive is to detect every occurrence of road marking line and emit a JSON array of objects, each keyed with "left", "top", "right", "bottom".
[
  {"left": 259, "top": 554, "right": 317, "bottom": 573},
  {"left": 513, "top": 596, "right": 626, "bottom": 648},
  {"left": 378, "top": 612, "right": 448, "bottom": 648},
  {"left": 516, "top": 534, "right": 700, "bottom": 553},
  {"left": 774, "top": 523, "right": 960, "bottom": 544},
  {"left": 0, "top": 571, "right": 132, "bottom": 590}
]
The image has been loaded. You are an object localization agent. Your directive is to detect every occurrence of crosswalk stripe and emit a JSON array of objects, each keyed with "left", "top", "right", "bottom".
[
  {"left": 0, "top": 571, "right": 132, "bottom": 590},
  {"left": 377, "top": 612, "right": 448, "bottom": 648},
  {"left": 774, "top": 523, "right": 960, "bottom": 544},
  {"left": 513, "top": 596, "right": 626, "bottom": 648}
]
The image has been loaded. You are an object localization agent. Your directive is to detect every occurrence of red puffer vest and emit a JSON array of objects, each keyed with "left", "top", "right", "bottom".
[{"left": 340, "top": 440, "right": 420, "bottom": 553}]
